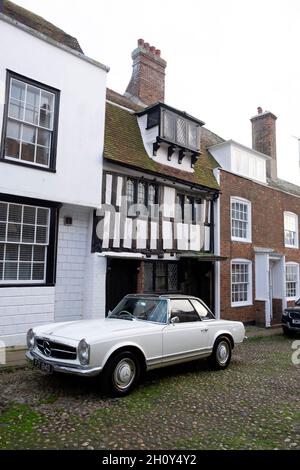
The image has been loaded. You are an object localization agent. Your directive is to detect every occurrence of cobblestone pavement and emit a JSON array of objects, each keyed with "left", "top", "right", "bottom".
[{"left": 0, "top": 334, "right": 299, "bottom": 450}]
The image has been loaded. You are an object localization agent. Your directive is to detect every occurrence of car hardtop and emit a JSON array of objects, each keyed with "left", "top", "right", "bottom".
[{"left": 123, "top": 293, "right": 204, "bottom": 301}]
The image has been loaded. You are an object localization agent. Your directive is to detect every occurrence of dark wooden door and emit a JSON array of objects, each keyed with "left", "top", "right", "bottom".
[{"left": 105, "top": 258, "right": 140, "bottom": 314}]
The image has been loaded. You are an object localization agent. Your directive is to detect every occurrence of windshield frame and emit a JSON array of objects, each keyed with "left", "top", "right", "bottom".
[{"left": 108, "top": 296, "right": 170, "bottom": 325}]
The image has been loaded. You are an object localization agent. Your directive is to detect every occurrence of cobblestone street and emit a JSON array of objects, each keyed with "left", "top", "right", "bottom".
[{"left": 0, "top": 334, "right": 299, "bottom": 450}]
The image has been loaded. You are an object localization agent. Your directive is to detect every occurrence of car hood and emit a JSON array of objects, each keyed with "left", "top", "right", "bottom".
[{"left": 34, "top": 318, "right": 162, "bottom": 342}]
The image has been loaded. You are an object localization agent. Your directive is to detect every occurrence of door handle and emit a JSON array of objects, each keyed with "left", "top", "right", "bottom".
[{"left": 201, "top": 328, "right": 208, "bottom": 332}]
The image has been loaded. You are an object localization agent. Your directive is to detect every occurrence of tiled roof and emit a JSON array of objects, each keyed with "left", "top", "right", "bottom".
[
  {"left": 104, "top": 93, "right": 222, "bottom": 190},
  {"left": 268, "top": 178, "right": 300, "bottom": 198},
  {"left": 2, "top": 0, "right": 83, "bottom": 53},
  {"left": 106, "top": 88, "right": 144, "bottom": 112}
]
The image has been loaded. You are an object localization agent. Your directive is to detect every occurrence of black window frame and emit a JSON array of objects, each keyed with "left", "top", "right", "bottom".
[
  {"left": 126, "top": 178, "right": 159, "bottom": 217},
  {"left": 0, "top": 193, "right": 60, "bottom": 288},
  {"left": 0, "top": 70, "right": 60, "bottom": 173}
]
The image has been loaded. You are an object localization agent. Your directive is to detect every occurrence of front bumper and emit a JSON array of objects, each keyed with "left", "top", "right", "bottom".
[
  {"left": 282, "top": 322, "right": 300, "bottom": 332},
  {"left": 26, "top": 350, "right": 102, "bottom": 377}
]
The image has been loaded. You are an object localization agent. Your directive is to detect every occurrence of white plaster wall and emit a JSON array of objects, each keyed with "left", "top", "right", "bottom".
[
  {"left": 0, "top": 18, "right": 106, "bottom": 208},
  {"left": 137, "top": 114, "right": 194, "bottom": 173}
]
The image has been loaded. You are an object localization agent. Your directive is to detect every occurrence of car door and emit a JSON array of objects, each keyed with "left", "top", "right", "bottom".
[{"left": 162, "top": 298, "right": 210, "bottom": 365}]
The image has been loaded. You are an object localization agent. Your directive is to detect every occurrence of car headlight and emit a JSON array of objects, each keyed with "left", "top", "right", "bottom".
[
  {"left": 78, "top": 339, "right": 90, "bottom": 365},
  {"left": 27, "top": 329, "right": 36, "bottom": 350},
  {"left": 282, "top": 311, "right": 288, "bottom": 317}
]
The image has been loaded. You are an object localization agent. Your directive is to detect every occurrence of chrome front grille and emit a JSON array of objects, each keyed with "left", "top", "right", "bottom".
[
  {"left": 36, "top": 338, "right": 77, "bottom": 360},
  {"left": 289, "top": 311, "right": 300, "bottom": 320}
]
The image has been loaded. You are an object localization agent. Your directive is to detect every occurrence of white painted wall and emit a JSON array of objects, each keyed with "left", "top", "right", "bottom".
[
  {"left": 0, "top": 286, "right": 55, "bottom": 347},
  {"left": 137, "top": 114, "right": 194, "bottom": 173},
  {"left": 0, "top": 18, "right": 107, "bottom": 208},
  {"left": 209, "top": 140, "right": 268, "bottom": 184}
]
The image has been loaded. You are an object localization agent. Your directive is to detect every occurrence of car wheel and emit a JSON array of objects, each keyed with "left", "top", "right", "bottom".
[
  {"left": 210, "top": 336, "right": 232, "bottom": 370},
  {"left": 103, "top": 351, "right": 140, "bottom": 397},
  {"left": 282, "top": 326, "right": 295, "bottom": 338}
]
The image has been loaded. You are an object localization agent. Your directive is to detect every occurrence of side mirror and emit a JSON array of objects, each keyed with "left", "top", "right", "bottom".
[{"left": 170, "top": 316, "right": 179, "bottom": 325}]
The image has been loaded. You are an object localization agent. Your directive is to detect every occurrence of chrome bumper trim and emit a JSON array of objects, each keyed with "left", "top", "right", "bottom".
[{"left": 26, "top": 351, "right": 102, "bottom": 377}]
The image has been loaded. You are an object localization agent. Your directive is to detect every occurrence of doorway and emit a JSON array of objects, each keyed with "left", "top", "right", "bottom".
[{"left": 105, "top": 258, "right": 140, "bottom": 314}]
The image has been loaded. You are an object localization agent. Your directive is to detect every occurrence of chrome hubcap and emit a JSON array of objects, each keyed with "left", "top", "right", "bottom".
[
  {"left": 216, "top": 341, "right": 229, "bottom": 365},
  {"left": 113, "top": 358, "right": 136, "bottom": 390}
]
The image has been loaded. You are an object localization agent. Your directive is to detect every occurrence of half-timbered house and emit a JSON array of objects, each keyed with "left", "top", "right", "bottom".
[{"left": 92, "top": 40, "right": 224, "bottom": 314}]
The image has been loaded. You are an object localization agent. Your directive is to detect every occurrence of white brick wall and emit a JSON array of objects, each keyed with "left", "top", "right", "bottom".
[
  {"left": 55, "top": 205, "right": 91, "bottom": 322},
  {"left": 0, "top": 287, "right": 55, "bottom": 347}
]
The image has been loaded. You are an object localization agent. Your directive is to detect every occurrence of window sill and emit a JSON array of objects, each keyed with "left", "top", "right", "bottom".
[
  {"left": 286, "top": 296, "right": 298, "bottom": 302},
  {"left": 0, "top": 283, "right": 55, "bottom": 288},
  {"left": 284, "top": 244, "right": 299, "bottom": 249},
  {"left": 0, "top": 158, "right": 56, "bottom": 173},
  {"left": 231, "top": 237, "right": 252, "bottom": 243},
  {"left": 231, "top": 302, "right": 253, "bottom": 308}
]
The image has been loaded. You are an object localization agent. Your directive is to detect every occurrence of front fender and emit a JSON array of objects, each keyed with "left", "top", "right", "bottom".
[{"left": 100, "top": 341, "right": 148, "bottom": 369}]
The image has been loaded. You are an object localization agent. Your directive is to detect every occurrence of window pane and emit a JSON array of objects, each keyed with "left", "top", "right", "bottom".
[
  {"left": 37, "top": 208, "right": 49, "bottom": 226},
  {"left": 11, "top": 80, "right": 26, "bottom": 101},
  {"left": 19, "top": 263, "right": 32, "bottom": 280},
  {"left": 5, "top": 244, "right": 18, "bottom": 261},
  {"left": 0, "top": 244, "right": 4, "bottom": 260},
  {"left": 5, "top": 138, "right": 20, "bottom": 159},
  {"left": 144, "top": 263, "right": 153, "bottom": 292},
  {"left": 7, "top": 223, "right": 21, "bottom": 242},
  {"left": 0, "top": 223, "right": 6, "bottom": 241},
  {"left": 25, "top": 85, "right": 40, "bottom": 124},
  {"left": 36, "top": 146, "right": 49, "bottom": 166},
  {"left": 231, "top": 263, "right": 250, "bottom": 304},
  {"left": 4, "top": 263, "right": 18, "bottom": 280},
  {"left": 36, "top": 226, "right": 47, "bottom": 244},
  {"left": 176, "top": 118, "right": 186, "bottom": 144},
  {"left": 0, "top": 263, "right": 3, "bottom": 280},
  {"left": 6, "top": 205, "right": 19, "bottom": 226},
  {"left": 22, "top": 124, "right": 36, "bottom": 144},
  {"left": 188, "top": 123, "right": 198, "bottom": 148},
  {"left": 163, "top": 112, "right": 175, "bottom": 140},
  {"left": 20, "top": 245, "right": 32, "bottom": 261},
  {"left": 32, "top": 263, "right": 45, "bottom": 280},
  {"left": 7, "top": 120, "right": 21, "bottom": 140},
  {"left": 22, "top": 225, "right": 35, "bottom": 243},
  {"left": 33, "top": 246, "right": 45, "bottom": 262},
  {"left": 21, "top": 142, "right": 35, "bottom": 162},
  {"left": 37, "top": 128, "right": 51, "bottom": 147},
  {"left": 170, "top": 299, "right": 200, "bottom": 322},
  {"left": 23, "top": 206, "right": 36, "bottom": 225},
  {"left": 40, "top": 91, "right": 54, "bottom": 129},
  {"left": 9, "top": 98, "right": 24, "bottom": 120},
  {"left": 168, "top": 263, "right": 178, "bottom": 291},
  {"left": 137, "top": 182, "right": 145, "bottom": 205},
  {"left": 0, "top": 203, "right": 8, "bottom": 222}
]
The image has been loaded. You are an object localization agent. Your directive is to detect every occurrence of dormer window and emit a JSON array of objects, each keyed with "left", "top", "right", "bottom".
[
  {"left": 161, "top": 110, "right": 199, "bottom": 151},
  {"left": 138, "top": 103, "right": 204, "bottom": 169}
]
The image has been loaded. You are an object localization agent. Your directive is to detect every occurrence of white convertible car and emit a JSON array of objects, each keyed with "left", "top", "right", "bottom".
[{"left": 26, "top": 294, "right": 245, "bottom": 396}]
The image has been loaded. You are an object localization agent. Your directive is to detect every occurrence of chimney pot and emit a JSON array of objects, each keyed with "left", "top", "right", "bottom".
[
  {"left": 257, "top": 106, "right": 263, "bottom": 114},
  {"left": 144, "top": 42, "right": 150, "bottom": 50},
  {"left": 155, "top": 49, "right": 161, "bottom": 56},
  {"left": 138, "top": 38, "right": 144, "bottom": 47},
  {"left": 149, "top": 46, "right": 156, "bottom": 54}
]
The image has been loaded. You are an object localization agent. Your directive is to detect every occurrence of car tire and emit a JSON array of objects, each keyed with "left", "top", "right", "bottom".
[
  {"left": 209, "top": 336, "right": 232, "bottom": 370},
  {"left": 103, "top": 350, "right": 141, "bottom": 397},
  {"left": 282, "top": 326, "right": 295, "bottom": 338}
]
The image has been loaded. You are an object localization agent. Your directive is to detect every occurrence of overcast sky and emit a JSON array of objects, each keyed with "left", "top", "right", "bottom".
[{"left": 13, "top": 0, "right": 300, "bottom": 184}]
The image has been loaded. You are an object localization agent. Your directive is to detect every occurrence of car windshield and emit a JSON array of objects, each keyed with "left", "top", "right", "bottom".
[{"left": 108, "top": 298, "right": 168, "bottom": 323}]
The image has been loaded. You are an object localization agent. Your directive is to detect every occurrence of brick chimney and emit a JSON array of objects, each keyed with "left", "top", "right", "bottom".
[
  {"left": 251, "top": 107, "right": 278, "bottom": 180},
  {"left": 125, "top": 39, "right": 167, "bottom": 107}
]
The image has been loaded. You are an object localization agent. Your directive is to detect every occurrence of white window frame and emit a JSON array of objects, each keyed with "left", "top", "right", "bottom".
[
  {"left": 284, "top": 212, "right": 299, "bottom": 249},
  {"left": 231, "top": 259, "right": 253, "bottom": 307},
  {"left": 285, "top": 262, "right": 299, "bottom": 301},
  {"left": 231, "top": 197, "right": 252, "bottom": 243},
  {"left": 0, "top": 201, "right": 50, "bottom": 285}
]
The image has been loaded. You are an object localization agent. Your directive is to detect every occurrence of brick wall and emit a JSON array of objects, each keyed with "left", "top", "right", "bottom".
[{"left": 219, "top": 170, "right": 300, "bottom": 324}]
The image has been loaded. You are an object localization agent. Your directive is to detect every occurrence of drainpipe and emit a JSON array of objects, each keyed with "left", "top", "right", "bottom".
[{"left": 213, "top": 168, "right": 221, "bottom": 320}]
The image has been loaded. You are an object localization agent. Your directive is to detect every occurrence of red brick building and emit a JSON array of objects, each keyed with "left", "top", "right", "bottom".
[{"left": 210, "top": 109, "right": 300, "bottom": 326}]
